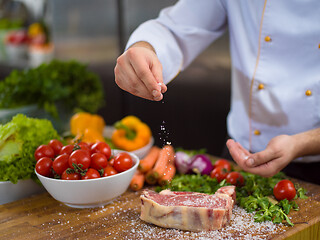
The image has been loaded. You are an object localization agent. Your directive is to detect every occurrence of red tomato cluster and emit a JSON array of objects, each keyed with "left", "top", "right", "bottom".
[
  {"left": 210, "top": 159, "right": 244, "bottom": 187},
  {"left": 35, "top": 140, "right": 134, "bottom": 180},
  {"left": 6, "top": 30, "right": 29, "bottom": 45}
]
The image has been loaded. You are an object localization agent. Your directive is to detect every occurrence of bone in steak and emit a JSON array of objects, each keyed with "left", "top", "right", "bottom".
[
  {"left": 140, "top": 186, "right": 236, "bottom": 231},
  {"left": 216, "top": 185, "right": 237, "bottom": 204}
]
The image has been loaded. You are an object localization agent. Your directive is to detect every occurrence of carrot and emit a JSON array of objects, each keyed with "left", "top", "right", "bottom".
[
  {"left": 158, "top": 164, "right": 176, "bottom": 186},
  {"left": 138, "top": 146, "right": 160, "bottom": 173},
  {"left": 130, "top": 170, "right": 145, "bottom": 191},
  {"left": 166, "top": 144, "right": 175, "bottom": 164},
  {"left": 145, "top": 145, "right": 175, "bottom": 184},
  {"left": 145, "top": 169, "right": 156, "bottom": 185}
]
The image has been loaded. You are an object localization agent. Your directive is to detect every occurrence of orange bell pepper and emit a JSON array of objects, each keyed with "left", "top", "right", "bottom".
[
  {"left": 70, "top": 112, "right": 105, "bottom": 144},
  {"left": 111, "top": 115, "right": 151, "bottom": 151}
]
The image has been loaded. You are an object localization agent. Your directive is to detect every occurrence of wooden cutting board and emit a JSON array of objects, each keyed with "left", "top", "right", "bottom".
[{"left": 0, "top": 179, "right": 319, "bottom": 240}]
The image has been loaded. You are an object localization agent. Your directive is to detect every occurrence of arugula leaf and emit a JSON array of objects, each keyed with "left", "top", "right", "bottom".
[
  {"left": 295, "top": 187, "right": 308, "bottom": 199},
  {"left": 156, "top": 174, "right": 228, "bottom": 194},
  {"left": 174, "top": 148, "right": 207, "bottom": 156}
]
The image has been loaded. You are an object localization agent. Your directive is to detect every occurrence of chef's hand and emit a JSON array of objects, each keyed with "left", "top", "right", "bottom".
[
  {"left": 226, "top": 135, "right": 297, "bottom": 177},
  {"left": 114, "top": 41, "right": 167, "bottom": 101}
]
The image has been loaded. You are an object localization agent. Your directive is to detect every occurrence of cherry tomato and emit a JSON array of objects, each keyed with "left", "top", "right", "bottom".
[
  {"left": 113, "top": 152, "right": 133, "bottom": 173},
  {"left": 109, "top": 157, "right": 115, "bottom": 167},
  {"left": 53, "top": 154, "right": 70, "bottom": 175},
  {"left": 78, "top": 142, "right": 91, "bottom": 152},
  {"left": 210, "top": 166, "right": 229, "bottom": 182},
  {"left": 35, "top": 157, "right": 53, "bottom": 177},
  {"left": 81, "top": 168, "right": 101, "bottom": 180},
  {"left": 7, "top": 31, "right": 29, "bottom": 45},
  {"left": 102, "top": 166, "right": 118, "bottom": 177},
  {"left": 226, "top": 171, "right": 245, "bottom": 186},
  {"left": 213, "top": 159, "right": 232, "bottom": 172},
  {"left": 273, "top": 179, "right": 296, "bottom": 201},
  {"left": 49, "top": 139, "right": 64, "bottom": 156},
  {"left": 61, "top": 169, "right": 81, "bottom": 180},
  {"left": 91, "top": 142, "right": 111, "bottom": 159},
  {"left": 69, "top": 149, "right": 91, "bottom": 170},
  {"left": 60, "top": 144, "right": 75, "bottom": 156},
  {"left": 88, "top": 142, "right": 94, "bottom": 149},
  {"left": 34, "top": 145, "right": 55, "bottom": 161},
  {"left": 90, "top": 153, "right": 108, "bottom": 170}
]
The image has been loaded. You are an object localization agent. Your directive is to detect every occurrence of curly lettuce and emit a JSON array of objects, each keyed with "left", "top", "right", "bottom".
[{"left": 0, "top": 114, "right": 59, "bottom": 183}]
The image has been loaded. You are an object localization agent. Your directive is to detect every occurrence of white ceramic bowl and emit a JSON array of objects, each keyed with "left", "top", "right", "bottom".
[
  {"left": 35, "top": 150, "right": 139, "bottom": 208},
  {"left": 131, "top": 136, "right": 154, "bottom": 159},
  {"left": 0, "top": 179, "right": 45, "bottom": 205},
  {"left": 103, "top": 126, "right": 154, "bottom": 159}
]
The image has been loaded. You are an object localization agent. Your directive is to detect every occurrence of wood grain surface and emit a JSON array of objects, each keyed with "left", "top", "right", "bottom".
[{"left": 0, "top": 179, "right": 319, "bottom": 240}]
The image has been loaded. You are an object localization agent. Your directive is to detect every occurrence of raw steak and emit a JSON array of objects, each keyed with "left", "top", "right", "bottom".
[
  {"left": 216, "top": 185, "right": 237, "bottom": 204},
  {"left": 140, "top": 186, "right": 236, "bottom": 231}
]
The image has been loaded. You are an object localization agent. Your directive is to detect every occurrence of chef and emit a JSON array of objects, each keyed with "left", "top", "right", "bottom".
[{"left": 114, "top": 0, "right": 320, "bottom": 184}]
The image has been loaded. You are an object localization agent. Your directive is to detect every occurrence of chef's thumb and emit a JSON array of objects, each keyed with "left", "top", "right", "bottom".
[{"left": 246, "top": 149, "right": 275, "bottom": 167}]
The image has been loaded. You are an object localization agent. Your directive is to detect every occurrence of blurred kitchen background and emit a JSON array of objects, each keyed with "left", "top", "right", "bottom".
[{"left": 0, "top": 0, "right": 231, "bottom": 157}]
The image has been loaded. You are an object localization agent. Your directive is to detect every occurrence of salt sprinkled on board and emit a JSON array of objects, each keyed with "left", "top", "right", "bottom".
[
  {"left": 13, "top": 189, "right": 285, "bottom": 239},
  {"left": 115, "top": 205, "right": 284, "bottom": 240}
]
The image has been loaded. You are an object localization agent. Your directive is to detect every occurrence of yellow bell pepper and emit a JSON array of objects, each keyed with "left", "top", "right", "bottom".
[
  {"left": 70, "top": 112, "right": 105, "bottom": 144},
  {"left": 28, "top": 23, "right": 44, "bottom": 37},
  {"left": 111, "top": 115, "right": 152, "bottom": 151},
  {"left": 80, "top": 128, "right": 105, "bottom": 143}
]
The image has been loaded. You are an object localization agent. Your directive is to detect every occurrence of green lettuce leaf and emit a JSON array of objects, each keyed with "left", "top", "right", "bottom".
[{"left": 0, "top": 114, "right": 59, "bottom": 183}]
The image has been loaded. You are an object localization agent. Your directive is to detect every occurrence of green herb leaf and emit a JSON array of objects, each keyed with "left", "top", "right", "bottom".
[
  {"left": 0, "top": 60, "right": 105, "bottom": 117},
  {"left": 296, "top": 187, "right": 308, "bottom": 199},
  {"left": 174, "top": 148, "right": 207, "bottom": 156}
]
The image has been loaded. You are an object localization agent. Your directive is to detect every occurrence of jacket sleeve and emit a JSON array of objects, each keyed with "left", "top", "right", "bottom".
[{"left": 126, "top": 0, "right": 228, "bottom": 84}]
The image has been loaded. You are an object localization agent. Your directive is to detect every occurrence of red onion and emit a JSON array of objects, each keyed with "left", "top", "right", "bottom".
[
  {"left": 174, "top": 151, "right": 193, "bottom": 174},
  {"left": 189, "top": 154, "right": 214, "bottom": 175}
]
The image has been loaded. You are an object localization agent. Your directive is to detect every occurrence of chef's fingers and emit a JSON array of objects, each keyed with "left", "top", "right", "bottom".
[
  {"left": 227, "top": 139, "right": 283, "bottom": 177},
  {"left": 246, "top": 148, "right": 276, "bottom": 168},
  {"left": 128, "top": 49, "right": 163, "bottom": 101},
  {"left": 239, "top": 158, "right": 282, "bottom": 178},
  {"left": 235, "top": 141, "right": 251, "bottom": 157},
  {"left": 226, "top": 139, "right": 251, "bottom": 166},
  {"left": 114, "top": 57, "right": 154, "bottom": 100},
  {"left": 150, "top": 60, "right": 167, "bottom": 94}
]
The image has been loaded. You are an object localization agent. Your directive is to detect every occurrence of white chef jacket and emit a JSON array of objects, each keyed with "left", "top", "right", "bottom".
[{"left": 126, "top": 0, "right": 320, "bottom": 163}]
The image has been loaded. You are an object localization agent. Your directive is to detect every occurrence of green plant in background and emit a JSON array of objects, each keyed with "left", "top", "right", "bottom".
[
  {"left": 0, "top": 18, "right": 23, "bottom": 30},
  {"left": 0, "top": 60, "right": 105, "bottom": 118}
]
